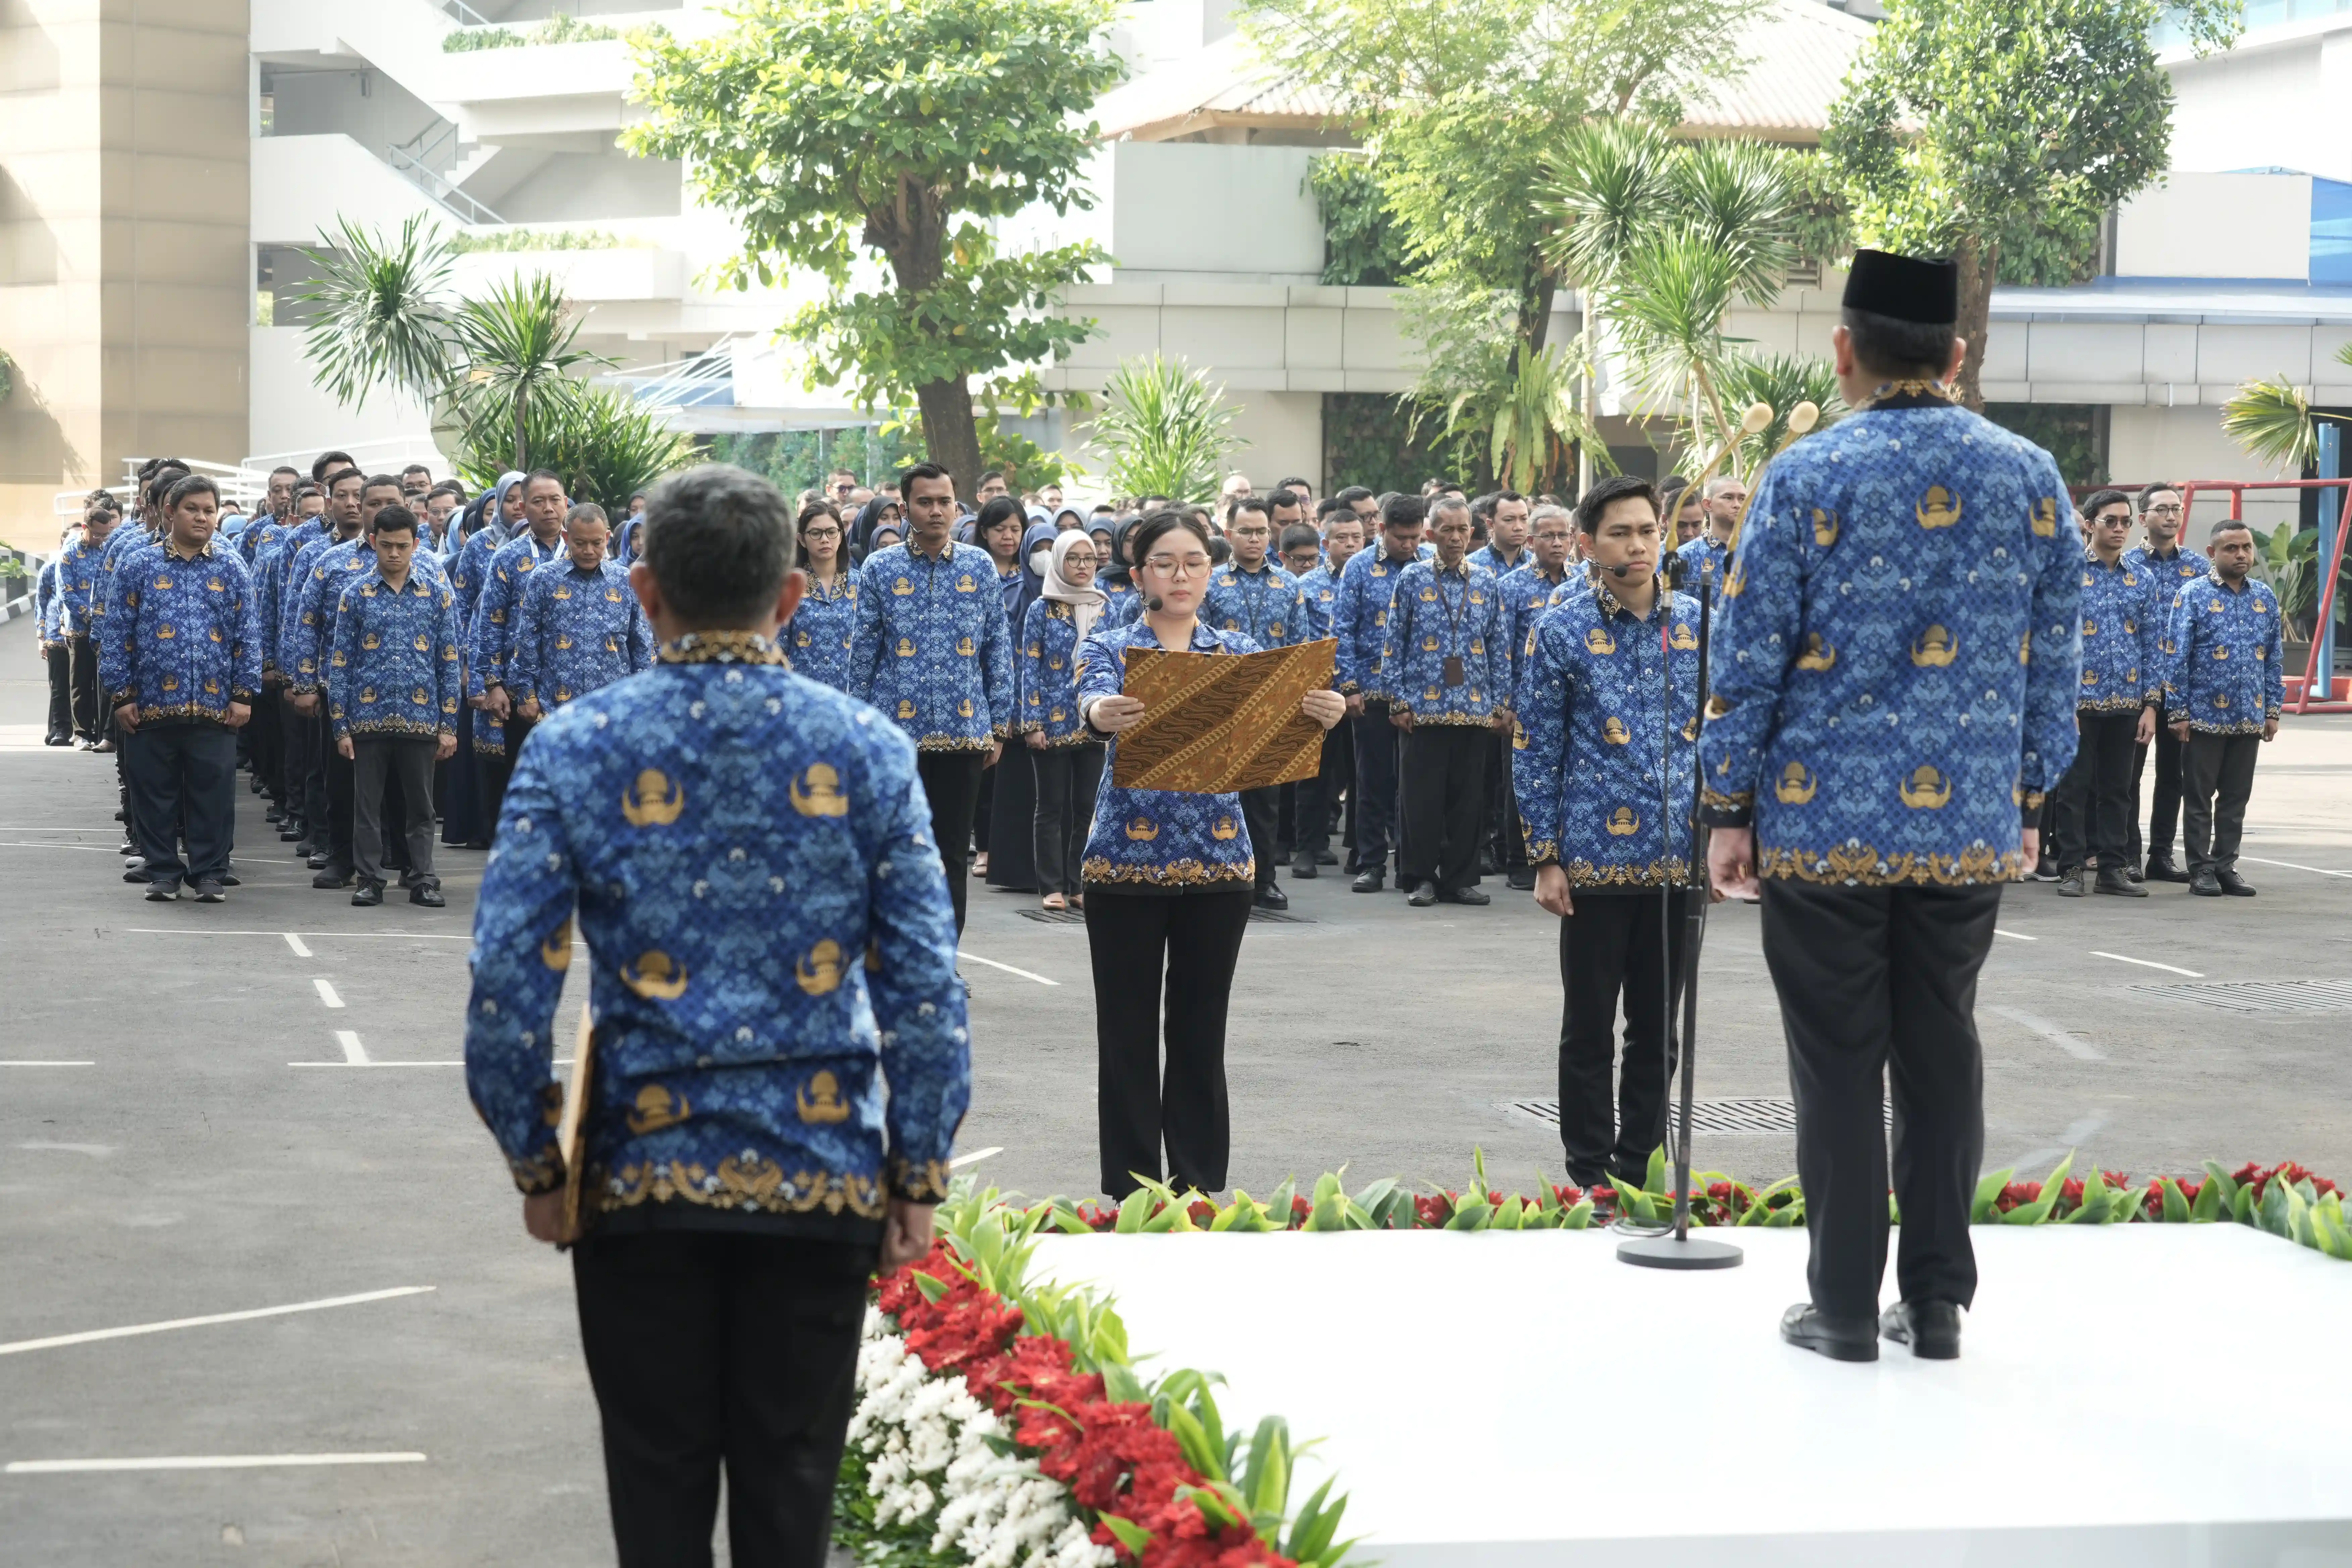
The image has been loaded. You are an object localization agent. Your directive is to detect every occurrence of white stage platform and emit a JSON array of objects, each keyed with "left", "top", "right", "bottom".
[{"left": 1029, "top": 1225, "right": 2352, "bottom": 1567}]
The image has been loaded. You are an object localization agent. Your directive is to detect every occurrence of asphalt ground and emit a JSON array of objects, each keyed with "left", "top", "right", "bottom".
[{"left": 2, "top": 605, "right": 2346, "bottom": 1564}]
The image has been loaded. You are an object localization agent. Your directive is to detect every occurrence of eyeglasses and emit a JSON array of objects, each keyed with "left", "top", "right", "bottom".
[
  {"left": 1142, "top": 554, "right": 1213, "bottom": 577},
  {"left": 2144, "top": 504, "right": 2183, "bottom": 515}
]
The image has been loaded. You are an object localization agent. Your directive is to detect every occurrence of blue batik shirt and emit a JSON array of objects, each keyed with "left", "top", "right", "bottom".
[
  {"left": 35, "top": 558, "right": 63, "bottom": 641},
  {"left": 850, "top": 541, "right": 1016, "bottom": 751},
  {"left": 1468, "top": 543, "right": 1530, "bottom": 580},
  {"left": 507, "top": 559, "right": 654, "bottom": 712},
  {"left": 279, "top": 528, "right": 359, "bottom": 692},
  {"left": 2075, "top": 549, "right": 2161, "bottom": 714},
  {"left": 1204, "top": 559, "right": 1309, "bottom": 651},
  {"left": 450, "top": 523, "right": 509, "bottom": 645},
  {"left": 469, "top": 532, "right": 567, "bottom": 701},
  {"left": 1018, "top": 597, "right": 1098, "bottom": 746},
  {"left": 1075, "top": 618, "right": 1261, "bottom": 889},
  {"left": 787, "top": 574, "right": 860, "bottom": 694},
  {"left": 1496, "top": 561, "right": 1571, "bottom": 700},
  {"left": 327, "top": 570, "right": 463, "bottom": 741},
  {"left": 1374, "top": 557, "right": 1510, "bottom": 723},
  {"left": 55, "top": 533, "right": 108, "bottom": 636},
  {"left": 2161, "top": 573, "right": 2285, "bottom": 735},
  {"left": 1095, "top": 574, "right": 1141, "bottom": 627},
  {"left": 1698, "top": 391, "right": 2082, "bottom": 885},
  {"left": 2126, "top": 541, "right": 2213, "bottom": 601},
  {"left": 1513, "top": 578, "right": 1702, "bottom": 886},
  {"left": 1333, "top": 544, "right": 1417, "bottom": 694},
  {"left": 97, "top": 537, "right": 262, "bottom": 724},
  {"left": 1671, "top": 533, "right": 1731, "bottom": 598},
  {"left": 463, "top": 631, "right": 970, "bottom": 1235},
  {"left": 1293, "top": 564, "right": 1343, "bottom": 641},
  {"left": 289, "top": 536, "right": 447, "bottom": 697},
  {"left": 255, "top": 519, "right": 327, "bottom": 678},
  {"left": 93, "top": 523, "right": 161, "bottom": 638}
]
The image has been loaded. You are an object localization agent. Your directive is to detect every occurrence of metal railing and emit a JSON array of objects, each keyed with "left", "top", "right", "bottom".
[
  {"left": 439, "top": 0, "right": 492, "bottom": 23},
  {"left": 386, "top": 142, "right": 503, "bottom": 227},
  {"left": 608, "top": 338, "right": 741, "bottom": 410}
]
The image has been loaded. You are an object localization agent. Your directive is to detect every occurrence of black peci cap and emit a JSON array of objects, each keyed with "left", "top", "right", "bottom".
[{"left": 1842, "top": 248, "right": 1959, "bottom": 325}]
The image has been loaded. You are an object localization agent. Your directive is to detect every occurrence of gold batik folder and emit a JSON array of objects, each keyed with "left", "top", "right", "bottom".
[
  {"left": 1111, "top": 638, "right": 1337, "bottom": 793},
  {"left": 557, "top": 1003, "right": 596, "bottom": 1247}
]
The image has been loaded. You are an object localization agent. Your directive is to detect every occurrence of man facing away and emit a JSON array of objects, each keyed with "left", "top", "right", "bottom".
[
  {"left": 1704, "top": 249, "right": 2081, "bottom": 1363},
  {"left": 465, "top": 463, "right": 969, "bottom": 1568},
  {"left": 2161, "top": 520, "right": 2284, "bottom": 897}
]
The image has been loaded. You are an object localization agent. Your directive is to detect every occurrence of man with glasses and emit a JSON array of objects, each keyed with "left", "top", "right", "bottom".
[
  {"left": 2123, "top": 483, "right": 2209, "bottom": 883},
  {"left": 1673, "top": 475, "right": 1747, "bottom": 596},
  {"left": 1208, "top": 496, "right": 1311, "bottom": 911}
]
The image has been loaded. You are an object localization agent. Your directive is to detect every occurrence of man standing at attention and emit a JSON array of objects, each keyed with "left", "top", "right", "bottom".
[
  {"left": 1335, "top": 493, "right": 1428, "bottom": 892},
  {"left": 1703, "top": 250, "right": 2080, "bottom": 1364},
  {"left": 2123, "top": 483, "right": 2208, "bottom": 882},
  {"left": 467, "top": 464, "right": 968, "bottom": 1568},
  {"left": 505, "top": 502, "right": 655, "bottom": 722},
  {"left": 851, "top": 462, "right": 1014, "bottom": 938},
  {"left": 2161, "top": 520, "right": 2284, "bottom": 897},
  {"left": 472, "top": 471, "right": 572, "bottom": 826},
  {"left": 2051, "top": 488, "right": 2157, "bottom": 898},
  {"left": 1207, "top": 494, "right": 1310, "bottom": 911}
]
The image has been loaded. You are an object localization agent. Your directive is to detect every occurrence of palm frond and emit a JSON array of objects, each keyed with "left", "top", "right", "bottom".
[
  {"left": 1713, "top": 351, "right": 1845, "bottom": 474},
  {"left": 446, "top": 272, "right": 611, "bottom": 470},
  {"left": 1479, "top": 341, "right": 1614, "bottom": 494},
  {"left": 2221, "top": 377, "right": 2317, "bottom": 473},
  {"left": 1607, "top": 228, "right": 1742, "bottom": 438},
  {"left": 295, "top": 213, "right": 457, "bottom": 409},
  {"left": 1667, "top": 139, "right": 1799, "bottom": 306},
  {"left": 1536, "top": 118, "right": 1675, "bottom": 287},
  {"left": 1087, "top": 355, "right": 1245, "bottom": 504}
]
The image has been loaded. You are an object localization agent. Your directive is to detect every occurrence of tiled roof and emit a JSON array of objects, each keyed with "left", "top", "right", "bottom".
[{"left": 1092, "top": 0, "right": 1871, "bottom": 146}]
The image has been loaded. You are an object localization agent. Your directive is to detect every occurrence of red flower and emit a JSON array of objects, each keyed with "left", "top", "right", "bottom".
[{"left": 1188, "top": 1199, "right": 1217, "bottom": 1227}]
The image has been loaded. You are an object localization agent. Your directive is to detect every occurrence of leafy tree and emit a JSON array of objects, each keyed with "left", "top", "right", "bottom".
[
  {"left": 1824, "top": 0, "right": 2241, "bottom": 410},
  {"left": 624, "top": 0, "right": 1124, "bottom": 501},
  {"left": 1087, "top": 356, "right": 1243, "bottom": 505}
]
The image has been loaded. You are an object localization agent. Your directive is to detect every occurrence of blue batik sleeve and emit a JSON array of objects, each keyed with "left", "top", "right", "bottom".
[
  {"left": 328, "top": 588, "right": 359, "bottom": 738},
  {"left": 463, "top": 742, "right": 579, "bottom": 1194},
  {"left": 1480, "top": 581, "right": 1511, "bottom": 710},
  {"left": 627, "top": 593, "right": 654, "bottom": 672},
  {"left": 865, "top": 743, "right": 972, "bottom": 1199},
  {"left": 2262, "top": 584, "right": 2286, "bottom": 718},
  {"left": 1698, "top": 467, "right": 1807, "bottom": 826},
  {"left": 2019, "top": 459, "right": 2083, "bottom": 811},
  {"left": 849, "top": 562, "right": 884, "bottom": 703},
  {"left": 1375, "top": 570, "right": 1411, "bottom": 708},
  {"left": 435, "top": 587, "right": 462, "bottom": 732},
  {"left": 97, "top": 563, "right": 137, "bottom": 695},
  {"left": 1019, "top": 598, "right": 1051, "bottom": 733},
  {"left": 2160, "top": 586, "right": 2193, "bottom": 720},
  {"left": 230, "top": 557, "right": 262, "bottom": 699},
  {"left": 1512, "top": 616, "right": 1572, "bottom": 864},
  {"left": 981, "top": 596, "right": 1015, "bottom": 737},
  {"left": 507, "top": 574, "right": 545, "bottom": 706}
]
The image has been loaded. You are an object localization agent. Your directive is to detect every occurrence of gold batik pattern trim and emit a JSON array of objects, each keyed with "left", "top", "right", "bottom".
[
  {"left": 473, "top": 739, "right": 508, "bottom": 757},
  {"left": 915, "top": 735, "right": 999, "bottom": 752},
  {"left": 507, "top": 1142, "right": 566, "bottom": 1197},
  {"left": 657, "top": 630, "right": 788, "bottom": 666},
  {"left": 1393, "top": 711, "right": 1498, "bottom": 726},
  {"left": 1757, "top": 841, "right": 2022, "bottom": 887},
  {"left": 1561, "top": 857, "right": 1694, "bottom": 888},
  {"left": 1524, "top": 837, "right": 1561, "bottom": 866},
  {"left": 2078, "top": 695, "right": 2153, "bottom": 716},
  {"left": 347, "top": 718, "right": 450, "bottom": 739},
  {"left": 594, "top": 1157, "right": 888, "bottom": 1219},
  {"left": 1700, "top": 785, "right": 1754, "bottom": 814},
  {"left": 889, "top": 1156, "right": 956, "bottom": 1203},
  {"left": 1081, "top": 855, "right": 1256, "bottom": 887},
  {"left": 2179, "top": 718, "right": 2271, "bottom": 736},
  {"left": 131, "top": 701, "right": 244, "bottom": 725},
  {"left": 1853, "top": 379, "right": 1957, "bottom": 411}
]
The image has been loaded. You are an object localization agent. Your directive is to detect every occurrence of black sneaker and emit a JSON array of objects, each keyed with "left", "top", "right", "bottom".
[
  {"left": 351, "top": 878, "right": 385, "bottom": 907},
  {"left": 2030, "top": 858, "right": 2060, "bottom": 882},
  {"left": 1350, "top": 868, "right": 1384, "bottom": 893},
  {"left": 1879, "top": 1300, "right": 1962, "bottom": 1360},
  {"left": 1780, "top": 1304, "right": 1878, "bottom": 1362},
  {"left": 2216, "top": 869, "right": 2257, "bottom": 897},
  {"left": 1439, "top": 886, "right": 1490, "bottom": 906},
  {"left": 191, "top": 881, "right": 227, "bottom": 903},
  {"left": 2093, "top": 867, "right": 2147, "bottom": 898},
  {"left": 143, "top": 881, "right": 181, "bottom": 902},
  {"left": 1406, "top": 880, "right": 1439, "bottom": 907},
  {"left": 2055, "top": 869, "right": 2085, "bottom": 897},
  {"left": 1289, "top": 853, "right": 1319, "bottom": 880}
]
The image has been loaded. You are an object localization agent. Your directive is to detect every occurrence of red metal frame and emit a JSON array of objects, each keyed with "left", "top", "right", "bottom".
[{"left": 2069, "top": 478, "right": 2352, "bottom": 715}]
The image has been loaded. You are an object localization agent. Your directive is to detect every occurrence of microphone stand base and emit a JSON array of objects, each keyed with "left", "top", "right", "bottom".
[{"left": 1617, "top": 1234, "right": 1744, "bottom": 1270}]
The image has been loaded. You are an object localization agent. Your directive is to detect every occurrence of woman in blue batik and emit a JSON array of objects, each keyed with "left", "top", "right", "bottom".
[
  {"left": 1076, "top": 509, "right": 1345, "bottom": 1199},
  {"left": 1095, "top": 516, "right": 1141, "bottom": 625},
  {"left": 441, "top": 471, "right": 524, "bottom": 849},
  {"left": 972, "top": 497, "right": 1034, "bottom": 887},
  {"left": 786, "top": 499, "right": 858, "bottom": 693},
  {"left": 987, "top": 518, "right": 1062, "bottom": 895},
  {"left": 1021, "top": 530, "right": 1104, "bottom": 911}
]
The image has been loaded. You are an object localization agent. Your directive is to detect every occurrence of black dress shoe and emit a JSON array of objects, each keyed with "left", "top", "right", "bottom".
[
  {"left": 1879, "top": 1300, "right": 1962, "bottom": 1360},
  {"left": 313, "top": 865, "right": 355, "bottom": 889},
  {"left": 1289, "top": 853, "right": 1319, "bottom": 879},
  {"left": 1406, "top": 880, "right": 1439, "bottom": 907},
  {"left": 2190, "top": 869, "right": 2223, "bottom": 896},
  {"left": 1476, "top": 847, "right": 1500, "bottom": 876},
  {"left": 1315, "top": 848, "right": 1338, "bottom": 866},
  {"left": 2055, "top": 869, "right": 2085, "bottom": 897},
  {"left": 191, "top": 881, "right": 227, "bottom": 904},
  {"left": 1440, "top": 886, "right": 1490, "bottom": 906},
  {"left": 1779, "top": 1304, "right": 1878, "bottom": 1362},
  {"left": 351, "top": 878, "right": 384, "bottom": 907},
  {"left": 307, "top": 850, "right": 330, "bottom": 870},
  {"left": 2144, "top": 855, "right": 2190, "bottom": 884},
  {"left": 122, "top": 865, "right": 150, "bottom": 883},
  {"left": 409, "top": 880, "right": 446, "bottom": 908},
  {"left": 1351, "top": 868, "right": 1384, "bottom": 893},
  {"left": 2216, "top": 868, "right": 2256, "bottom": 897},
  {"left": 279, "top": 827, "right": 305, "bottom": 842},
  {"left": 2029, "top": 857, "right": 2059, "bottom": 882},
  {"left": 1254, "top": 884, "right": 1289, "bottom": 911},
  {"left": 44, "top": 734, "right": 71, "bottom": 746},
  {"left": 2093, "top": 867, "right": 2147, "bottom": 898},
  {"left": 143, "top": 881, "right": 181, "bottom": 901},
  {"left": 2123, "top": 863, "right": 2144, "bottom": 884},
  {"left": 1506, "top": 868, "right": 1536, "bottom": 891}
]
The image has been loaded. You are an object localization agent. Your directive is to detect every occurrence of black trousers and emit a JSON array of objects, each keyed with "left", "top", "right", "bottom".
[
  {"left": 573, "top": 1231, "right": 875, "bottom": 1568},
  {"left": 287, "top": 700, "right": 325, "bottom": 841},
  {"left": 1294, "top": 712, "right": 1354, "bottom": 863},
  {"left": 479, "top": 708, "right": 536, "bottom": 834},
  {"left": 1760, "top": 880, "right": 2000, "bottom": 1321},
  {"left": 2128, "top": 723, "right": 2188, "bottom": 863},
  {"left": 1031, "top": 742, "right": 1104, "bottom": 897},
  {"left": 124, "top": 721, "right": 238, "bottom": 886},
  {"left": 1350, "top": 702, "right": 1402, "bottom": 874},
  {"left": 353, "top": 737, "right": 438, "bottom": 886},
  {"left": 1485, "top": 733, "right": 1526, "bottom": 874},
  {"left": 916, "top": 749, "right": 988, "bottom": 935},
  {"left": 1084, "top": 887, "right": 1253, "bottom": 1197},
  {"left": 1398, "top": 724, "right": 1488, "bottom": 893},
  {"left": 318, "top": 713, "right": 356, "bottom": 872},
  {"left": 2054, "top": 709, "right": 2140, "bottom": 871},
  {"left": 1557, "top": 889, "right": 1692, "bottom": 1187},
  {"left": 250, "top": 693, "right": 279, "bottom": 802},
  {"left": 44, "top": 645, "right": 73, "bottom": 741},
  {"left": 2183, "top": 731, "right": 2260, "bottom": 876},
  {"left": 1239, "top": 785, "right": 1281, "bottom": 894},
  {"left": 66, "top": 634, "right": 101, "bottom": 739}
]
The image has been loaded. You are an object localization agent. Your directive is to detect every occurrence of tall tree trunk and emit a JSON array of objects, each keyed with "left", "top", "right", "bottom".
[
  {"left": 918, "top": 376, "right": 982, "bottom": 504},
  {"left": 1954, "top": 236, "right": 1998, "bottom": 413},
  {"left": 1519, "top": 270, "right": 1558, "bottom": 357}
]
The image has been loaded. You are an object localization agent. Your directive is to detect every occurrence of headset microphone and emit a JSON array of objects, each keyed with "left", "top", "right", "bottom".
[{"left": 1142, "top": 594, "right": 1164, "bottom": 612}]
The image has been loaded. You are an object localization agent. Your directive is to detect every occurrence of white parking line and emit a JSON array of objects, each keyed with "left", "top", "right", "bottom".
[
  {"left": 124, "top": 929, "right": 469, "bottom": 940},
  {"left": 335, "top": 1031, "right": 368, "bottom": 1066},
  {"left": 0, "top": 1286, "right": 435, "bottom": 1357},
  {"left": 290, "top": 1061, "right": 464, "bottom": 1069},
  {"left": 1993, "top": 929, "right": 2038, "bottom": 941},
  {"left": 2238, "top": 855, "right": 2352, "bottom": 880},
  {"left": 312, "top": 978, "right": 345, "bottom": 1009},
  {"left": 2091, "top": 950, "right": 2203, "bottom": 978},
  {"left": 949, "top": 1146, "right": 1004, "bottom": 1168},
  {"left": 284, "top": 933, "right": 313, "bottom": 957},
  {"left": 958, "top": 950, "right": 1059, "bottom": 986},
  {"left": 1986, "top": 1006, "right": 2107, "bottom": 1061},
  {"left": 0, "top": 840, "right": 118, "bottom": 853},
  {"left": 0, "top": 1061, "right": 94, "bottom": 1068},
  {"left": 7, "top": 1453, "right": 428, "bottom": 1474}
]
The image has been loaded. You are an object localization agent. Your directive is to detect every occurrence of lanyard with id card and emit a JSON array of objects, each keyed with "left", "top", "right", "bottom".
[{"left": 1434, "top": 569, "right": 1469, "bottom": 686}]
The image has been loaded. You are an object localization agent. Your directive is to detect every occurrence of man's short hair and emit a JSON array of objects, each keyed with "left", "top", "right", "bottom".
[
  {"left": 1279, "top": 523, "right": 1322, "bottom": 556},
  {"left": 643, "top": 465, "right": 796, "bottom": 626},
  {"left": 2136, "top": 481, "right": 2182, "bottom": 508},
  {"left": 1576, "top": 474, "right": 1659, "bottom": 535},
  {"left": 429, "top": 480, "right": 468, "bottom": 500},
  {"left": 1427, "top": 494, "right": 1472, "bottom": 526},
  {"left": 900, "top": 461, "right": 951, "bottom": 494},
  {"left": 1315, "top": 495, "right": 1351, "bottom": 522},
  {"left": 163, "top": 474, "right": 220, "bottom": 512},
  {"left": 1380, "top": 492, "right": 1427, "bottom": 532},
  {"left": 324, "top": 467, "right": 364, "bottom": 493},
  {"left": 364, "top": 473, "right": 405, "bottom": 495},
  {"left": 523, "top": 468, "right": 564, "bottom": 493},
  {"left": 400, "top": 463, "right": 432, "bottom": 478},
  {"left": 1266, "top": 487, "right": 1304, "bottom": 513},
  {"left": 2208, "top": 519, "right": 2253, "bottom": 544},
  {"left": 290, "top": 482, "right": 320, "bottom": 506},
  {"left": 312, "top": 450, "right": 355, "bottom": 484},
  {"left": 1840, "top": 305, "right": 1958, "bottom": 381},
  {"left": 1227, "top": 495, "right": 1271, "bottom": 526},
  {"left": 566, "top": 502, "right": 609, "bottom": 531},
  {"left": 1275, "top": 475, "right": 1313, "bottom": 496},
  {"left": 1529, "top": 503, "right": 1573, "bottom": 532},
  {"left": 369, "top": 503, "right": 418, "bottom": 538},
  {"left": 979, "top": 469, "right": 1005, "bottom": 486},
  {"left": 2079, "top": 488, "right": 2133, "bottom": 520},
  {"left": 1703, "top": 475, "right": 1745, "bottom": 499},
  {"left": 269, "top": 465, "right": 301, "bottom": 482},
  {"left": 1334, "top": 486, "right": 1374, "bottom": 508}
]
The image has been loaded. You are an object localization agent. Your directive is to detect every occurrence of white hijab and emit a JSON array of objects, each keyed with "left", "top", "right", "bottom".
[{"left": 1041, "top": 529, "right": 1107, "bottom": 643}]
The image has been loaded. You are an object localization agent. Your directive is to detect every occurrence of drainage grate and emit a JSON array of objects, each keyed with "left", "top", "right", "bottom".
[
  {"left": 1016, "top": 909, "right": 1087, "bottom": 926},
  {"left": 2134, "top": 978, "right": 2352, "bottom": 1015},
  {"left": 1506, "top": 1097, "right": 1891, "bottom": 1135}
]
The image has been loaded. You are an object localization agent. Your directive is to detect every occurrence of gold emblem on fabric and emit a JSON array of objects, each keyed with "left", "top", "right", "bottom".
[
  {"left": 1795, "top": 634, "right": 1836, "bottom": 671},
  {"left": 790, "top": 764, "right": 848, "bottom": 817},
  {"left": 541, "top": 919, "right": 573, "bottom": 970},
  {"left": 623, "top": 768, "right": 684, "bottom": 826},
  {"left": 1774, "top": 762, "right": 1818, "bottom": 803},
  {"left": 797, "top": 1069, "right": 851, "bottom": 1124},
  {"left": 1605, "top": 806, "right": 1641, "bottom": 836},
  {"left": 621, "top": 950, "right": 689, "bottom": 999},
  {"left": 1911, "top": 626, "right": 1957, "bottom": 667},
  {"left": 1916, "top": 487, "right": 1962, "bottom": 530},
  {"left": 1813, "top": 508, "right": 1840, "bottom": 547},
  {"left": 796, "top": 940, "right": 844, "bottom": 996},
  {"left": 1898, "top": 767, "right": 1952, "bottom": 809},
  {"left": 627, "top": 1084, "right": 690, "bottom": 1134}
]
